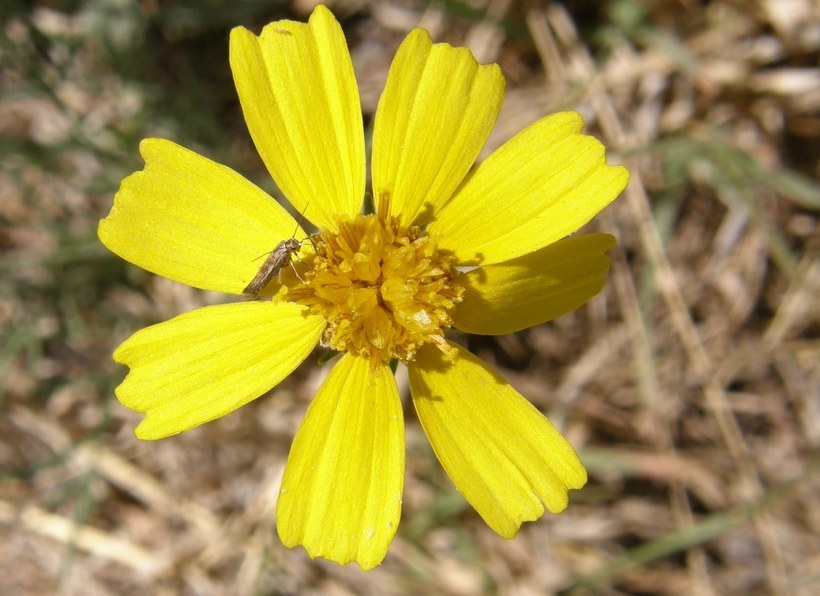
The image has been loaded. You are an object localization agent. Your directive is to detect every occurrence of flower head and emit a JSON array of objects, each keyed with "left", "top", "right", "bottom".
[{"left": 99, "top": 6, "right": 628, "bottom": 569}]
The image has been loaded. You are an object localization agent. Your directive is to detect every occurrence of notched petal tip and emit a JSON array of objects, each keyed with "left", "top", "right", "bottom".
[
  {"left": 405, "top": 26, "right": 433, "bottom": 48},
  {"left": 228, "top": 25, "right": 254, "bottom": 54},
  {"left": 612, "top": 163, "right": 630, "bottom": 188},
  {"left": 309, "top": 3, "right": 336, "bottom": 24}
]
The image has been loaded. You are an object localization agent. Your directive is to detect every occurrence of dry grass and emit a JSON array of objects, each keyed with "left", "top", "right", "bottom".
[{"left": 1, "top": 0, "right": 818, "bottom": 594}]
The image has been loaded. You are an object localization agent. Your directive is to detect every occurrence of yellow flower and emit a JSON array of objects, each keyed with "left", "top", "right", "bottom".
[{"left": 99, "top": 6, "right": 628, "bottom": 570}]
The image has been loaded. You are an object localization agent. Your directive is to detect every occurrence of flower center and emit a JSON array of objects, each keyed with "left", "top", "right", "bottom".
[{"left": 287, "top": 209, "right": 463, "bottom": 366}]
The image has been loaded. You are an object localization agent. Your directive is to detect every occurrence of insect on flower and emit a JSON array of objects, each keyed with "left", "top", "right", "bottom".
[
  {"left": 243, "top": 204, "right": 313, "bottom": 297},
  {"left": 242, "top": 237, "right": 304, "bottom": 296}
]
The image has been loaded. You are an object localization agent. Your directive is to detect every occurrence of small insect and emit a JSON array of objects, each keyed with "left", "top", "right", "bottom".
[{"left": 243, "top": 205, "right": 311, "bottom": 298}]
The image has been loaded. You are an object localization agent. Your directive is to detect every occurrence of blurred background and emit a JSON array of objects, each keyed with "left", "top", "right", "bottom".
[{"left": 1, "top": 0, "right": 818, "bottom": 593}]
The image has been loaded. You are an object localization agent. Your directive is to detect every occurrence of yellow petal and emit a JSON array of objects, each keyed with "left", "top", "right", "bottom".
[
  {"left": 371, "top": 29, "right": 504, "bottom": 226},
  {"left": 408, "top": 342, "right": 586, "bottom": 538},
  {"left": 277, "top": 355, "right": 404, "bottom": 570},
  {"left": 230, "top": 6, "right": 364, "bottom": 230},
  {"left": 453, "top": 234, "right": 616, "bottom": 335},
  {"left": 429, "top": 111, "right": 629, "bottom": 266},
  {"left": 98, "top": 138, "right": 303, "bottom": 294},
  {"left": 114, "top": 301, "right": 325, "bottom": 440}
]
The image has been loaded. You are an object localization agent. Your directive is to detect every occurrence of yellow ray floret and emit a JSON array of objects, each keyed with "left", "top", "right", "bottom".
[
  {"left": 230, "top": 5, "right": 364, "bottom": 230},
  {"left": 409, "top": 342, "right": 587, "bottom": 538},
  {"left": 98, "top": 139, "right": 302, "bottom": 295},
  {"left": 429, "top": 111, "right": 629, "bottom": 266},
  {"left": 453, "top": 234, "right": 616, "bottom": 335},
  {"left": 115, "top": 301, "right": 325, "bottom": 439},
  {"left": 277, "top": 354, "right": 404, "bottom": 570},
  {"left": 371, "top": 28, "right": 504, "bottom": 226}
]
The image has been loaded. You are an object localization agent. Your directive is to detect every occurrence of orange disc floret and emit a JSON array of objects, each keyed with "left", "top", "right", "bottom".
[{"left": 288, "top": 210, "right": 463, "bottom": 366}]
